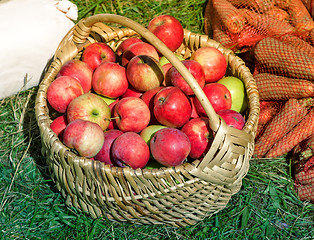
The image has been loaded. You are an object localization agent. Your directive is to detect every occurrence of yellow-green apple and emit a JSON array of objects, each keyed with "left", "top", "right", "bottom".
[
  {"left": 154, "top": 86, "right": 192, "bottom": 128},
  {"left": 111, "top": 132, "right": 150, "bottom": 169},
  {"left": 217, "top": 109, "right": 245, "bottom": 130},
  {"left": 218, "top": 76, "right": 247, "bottom": 113},
  {"left": 67, "top": 93, "right": 111, "bottom": 131},
  {"left": 50, "top": 114, "right": 68, "bottom": 141},
  {"left": 113, "top": 97, "right": 150, "bottom": 133},
  {"left": 92, "top": 62, "right": 128, "bottom": 98},
  {"left": 82, "top": 42, "right": 116, "bottom": 71},
  {"left": 147, "top": 15, "right": 184, "bottom": 52},
  {"left": 94, "top": 129, "right": 123, "bottom": 166},
  {"left": 56, "top": 59, "right": 93, "bottom": 93},
  {"left": 181, "top": 117, "right": 213, "bottom": 159},
  {"left": 47, "top": 76, "right": 84, "bottom": 113},
  {"left": 159, "top": 54, "right": 184, "bottom": 66},
  {"left": 116, "top": 37, "right": 143, "bottom": 57},
  {"left": 194, "top": 83, "right": 232, "bottom": 116},
  {"left": 98, "top": 95, "right": 117, "bottom": 106},
  {"left": 191, "top": 46, "right": 227, "bottom": 83},
  {"left": 121, "top": 86, "right": 143, "bottom": 98},
  {"left": 63, "top": 119, "right": 105, "bottom": 158},
  {"left": 140, "top": 124, "right": 167, "bottom": 145},
  {"left": 121, "top": 42, "right": 159, "bottom": 66},
  {"left": 141, "top": 86, "right": 164, "bottom": 124},
  {"left": 166, "top": 59, "right": 205, "bottom": 95},
  {"left": 150, "top": 128, "right": 191, "bottom": 167},
  {"left": 126, "top": 55, "right": 164, "bottom": 92}
]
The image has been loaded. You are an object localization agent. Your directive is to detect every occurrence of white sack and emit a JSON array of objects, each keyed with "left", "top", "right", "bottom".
[{"left": 0, "top": 0, "right": 78, "bottom": 99}]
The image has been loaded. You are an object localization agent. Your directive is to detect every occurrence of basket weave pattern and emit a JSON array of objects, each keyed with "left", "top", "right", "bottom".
[{"left": 35, "top": 14, "right": 259, "bottom": 227}]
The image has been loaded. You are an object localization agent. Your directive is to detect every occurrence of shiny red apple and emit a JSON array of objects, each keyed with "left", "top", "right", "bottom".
[
  {"left": 147, "top": 15, "right": 184, "bottom": 52},
  {"left": 82, "top": 42, "right": 116, "bottom": 71},
  {"left": 181, "top": 117, "right": 213, "bottom": 159},
  {"left": 194, "top": 83, "right": 232, "bottom": 116},
  {"left": 153, "top": 86, "right": 192, "bottom": 128},
  {"left": 150, "top": 128, "right": 191, "bottom": 167}
]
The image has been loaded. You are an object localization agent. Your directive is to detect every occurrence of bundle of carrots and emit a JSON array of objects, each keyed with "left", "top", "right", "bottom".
[
  {"left": 204, "top": 0, "right": 314, "bottom": 52},
  {"left": 204, "top": 0, "right": 314, "bottom": 202}
]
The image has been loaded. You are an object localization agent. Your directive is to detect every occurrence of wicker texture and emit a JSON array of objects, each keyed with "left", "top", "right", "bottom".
[{"left": 35, "top": 14, "right": 259, "bottom": 227}]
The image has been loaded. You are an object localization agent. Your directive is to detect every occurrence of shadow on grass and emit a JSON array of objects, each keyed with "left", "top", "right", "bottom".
[{"left": 21, "top": 57, "right": 60, "bottom": 194}]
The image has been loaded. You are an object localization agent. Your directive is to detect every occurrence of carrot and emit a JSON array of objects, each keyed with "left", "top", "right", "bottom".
[
  {"left": 256, "top": 100, "right": 283, "bottom": 138},
  {"left": 295, "top": 168, "right": 314, "bottom": 185},
  {"left": 212, "top": 0, "right": 247, "bottom": 34},
  {"left": 266, "top": 107, "right": 314, "bottom": 158},
  {"left": 277, "top": 34, "right": 314, "bottom": 58},
  {"left": 265, "top": 6, "right": 289, "bottom": 21},
  {"left": 295, "top": 183, "right": 314, "bottom": 202},
  {"left": 235, "top": 25, "right": 266, "bottom": 48},
  {"left": 253, "top": 98, "right": 313, "bottom": 158},
  {"left": 254, "top": 73, "right": 314, "bottom": 100},
  {"left": 228, "top": 0, "right": 275, "bottom": 12},
  {"left": 211, "top": 13, "right": 237, "bottom": 50},
  {"left": 285, "top": 0, "right": 314, "bottom": 33},
  {"left": 274, "top": 0, "right": 293, "bottom": 9},
  {"left": 254, "top": 37, "right": 314, "bottom": 81},
  {"left": 238, "top": 8, "right": 295, "bottom": 36}
]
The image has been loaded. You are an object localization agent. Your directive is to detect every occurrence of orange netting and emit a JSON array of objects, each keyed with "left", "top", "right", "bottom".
[{"left": 204, "top": 0, "right": 314, "bottom": 203}]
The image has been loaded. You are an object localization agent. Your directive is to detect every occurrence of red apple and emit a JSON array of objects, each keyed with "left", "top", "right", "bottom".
[
  {"left": 147, "top": 15, "right": 184, "bottom": 52},
  {"left": 126, "top": 55, "right": 164, "bottom": 92},
  {"left": 57, "top": 60, "right": 93, "bottom": 93},
  {"left": 82, "top": 42, "right": 116, "bottom": 71},
  {"left": 141, "top": 86, "right": 164, "bottom": 124},
  {"left": 111, "top": 132, "right": 150, "bottom": 169},
  {"left": 217, "top": 109, "right": 245, "bottom": 130},
  {"left": 92, "top": 62, "right": 128, "bottom": 98},
  {"left": 121, "top": 86, "right": 143, "bottom": 98},
  {"left": 191, "top": 46, "right": 227, "bottom": 83},
  {"left": 113, "top": 97, "right": 150, "bottom": 133},
  {"left": 153, "top": 86, "right": 192, "bottom": 128},
  {"left": 189, "top": 96, "right": 199, "bottom": 119},
  {"left": 161, "top": 62, "right": 173, "bottom": 86},
  {"left": 50, "top": 114, "right": 68, "bottom": 140},
  {"left": 194, "top": 83, "right": 232, "bottom": 116},
  {"left": 63, "top": 119, "right": 105, "bottom": 158},
  {"left": 94, "top": 129, "right": 124, "bottom": 166},
  {"left": 107, "top": 99, "right": 119, "bottom": 130},
  {"left": 150, "top": 128, "right": 191, "bottom": 167},
  {"left": 47, "top": 76, "right": 84, "bottom": 113},
  {"left": 181, "top": 117, "right": 213, "bottom": 159},
  {"left": 116, "top": 37, "right": 143, "bottom": 57},
  {"left": 67, "top": 93, "right": 111, "bottom": 131},
  {"left": 167, "top": 59, "right": 205, "bottom": 95},
  {"left": 121, "top": 42, "right": 159, "bottom": 66}
]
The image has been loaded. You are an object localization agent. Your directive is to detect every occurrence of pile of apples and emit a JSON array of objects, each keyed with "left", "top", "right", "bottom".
[{"left": 48, "top": 15, "right": 248, "bottom": 169}]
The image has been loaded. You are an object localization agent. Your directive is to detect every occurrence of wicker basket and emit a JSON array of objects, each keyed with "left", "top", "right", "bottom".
[{"left": 35, "top": 14, "right": 259, "bottom": 227}]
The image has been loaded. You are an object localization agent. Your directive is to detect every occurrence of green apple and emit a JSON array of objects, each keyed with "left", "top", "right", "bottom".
[
  {"left": 140, "top": 124, "right": 167, "bottom": 145},
  {"left": 218, "top": 76, "right": 247, "bottom": 113},
  {"left": 98, "top": 95, "right": 117, "bottom": 105},
  {"left": 159, "top": 54, "right": 184, "bottom": 66}
]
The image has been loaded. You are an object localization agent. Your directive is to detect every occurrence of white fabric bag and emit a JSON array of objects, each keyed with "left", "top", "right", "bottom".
[{"left": 0, "top": 0, "right": 78, "bottom": 99}]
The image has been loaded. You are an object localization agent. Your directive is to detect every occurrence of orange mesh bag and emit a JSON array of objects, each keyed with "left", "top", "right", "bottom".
[
  {"left": 292, "top": 135, "right": 314, "bottom": 203},
  {"left": 204, "top": 0, "right": 314, "bottom": 53}
]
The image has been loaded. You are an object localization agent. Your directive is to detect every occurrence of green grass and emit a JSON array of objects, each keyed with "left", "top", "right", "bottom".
[{"left": 1, "top": 0, "right": 313, "bottom": 239}]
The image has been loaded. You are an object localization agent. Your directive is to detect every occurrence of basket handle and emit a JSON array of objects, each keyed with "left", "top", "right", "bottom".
[{"left": 79, "top": 14, "right": 221, "bottom": 131}]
